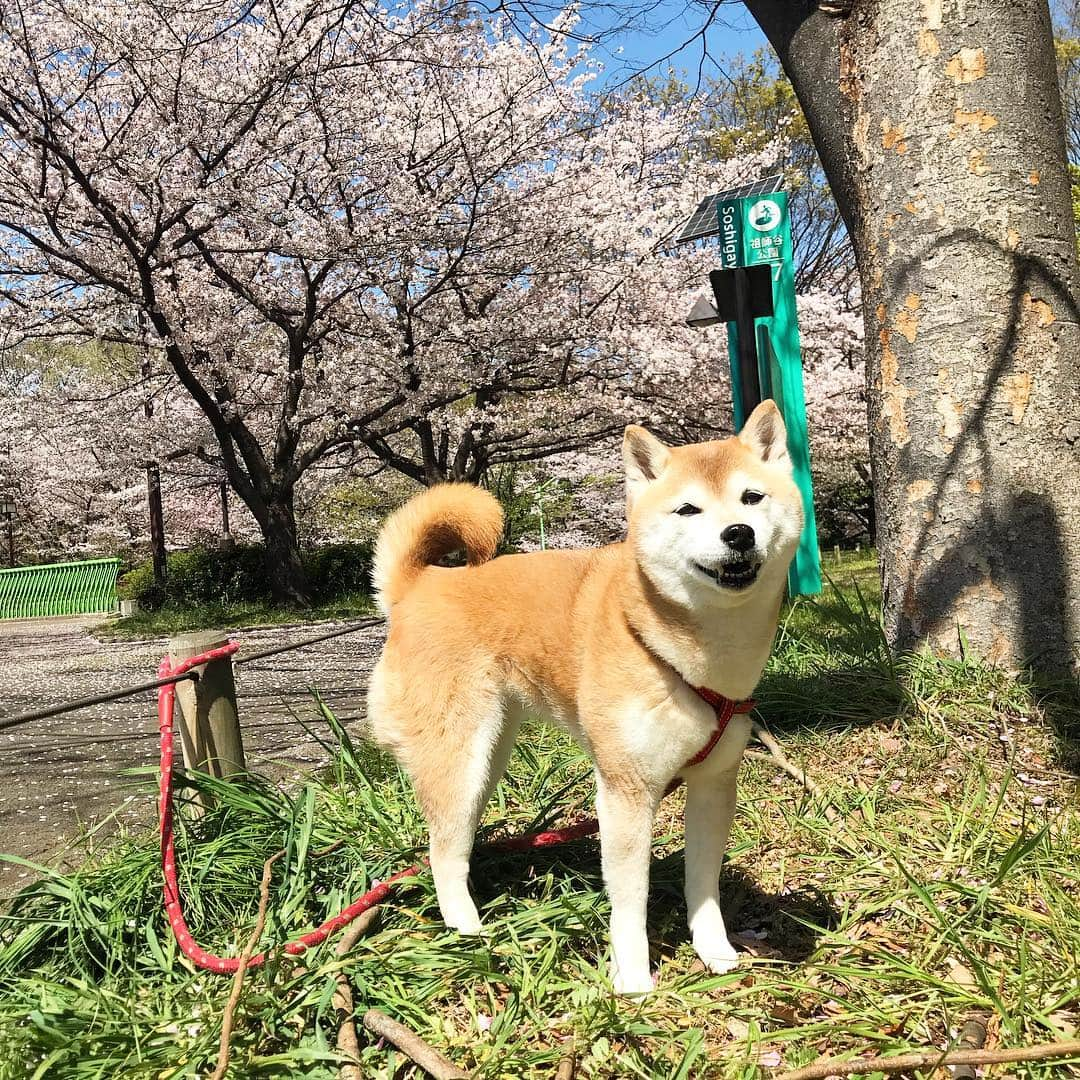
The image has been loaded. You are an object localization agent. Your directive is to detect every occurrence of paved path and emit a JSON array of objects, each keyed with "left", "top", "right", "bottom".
[{"left": 0, "top": 616, "right": 385, "bottom": 898}]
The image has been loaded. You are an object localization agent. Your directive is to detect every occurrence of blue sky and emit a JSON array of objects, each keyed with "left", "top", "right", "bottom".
[{"left": 572, "top": 2, "right": 768, "bottom": 84}]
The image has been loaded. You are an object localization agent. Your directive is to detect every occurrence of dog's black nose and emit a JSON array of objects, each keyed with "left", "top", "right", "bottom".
[{"left": 721, "top": 523, "right": 755, "bottom": 553}]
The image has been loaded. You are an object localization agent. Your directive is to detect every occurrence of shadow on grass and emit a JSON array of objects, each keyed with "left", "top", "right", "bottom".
[
  {"left": 754, "top": 573, "right": 907, "bottom": 736},
  {"left": 653, "top": 855, "right": 839, "bottom": 966},
  {"left": 755, "top": 665, "right": 906, "bottom": 734},
  {"left": 1030, "top": 674, "right": 1080, "bottom": 773},
  {"left": 469, "top": 838, "right": 837, "bottom": 967},
  {"left": 760, "top": 569, "right": 1080, "bottom": 771},
  {"left": 470, "top": 836, "right": 601, "bottom": 904}
]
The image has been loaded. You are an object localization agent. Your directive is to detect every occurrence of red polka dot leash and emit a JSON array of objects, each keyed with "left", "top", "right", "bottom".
[{"left": 157, "top": 642, "right": 752, "bottom": 973}]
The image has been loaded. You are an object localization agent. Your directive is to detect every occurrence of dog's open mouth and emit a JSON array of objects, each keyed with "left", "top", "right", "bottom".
[{"left": 695, "top": 559, "right": 761, "bottom": 589}]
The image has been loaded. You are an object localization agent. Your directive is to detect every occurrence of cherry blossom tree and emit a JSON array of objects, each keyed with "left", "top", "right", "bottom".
[
  {"left": 0, "top": 0, "right": 783, "bottom": 601},
  {"left": 0, "top": 344, "right": 245, "bottom": 559}
]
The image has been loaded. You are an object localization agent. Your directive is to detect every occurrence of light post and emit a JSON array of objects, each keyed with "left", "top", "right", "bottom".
[{"left": 0, "top": 494, "right": 14, "bottom": 568}]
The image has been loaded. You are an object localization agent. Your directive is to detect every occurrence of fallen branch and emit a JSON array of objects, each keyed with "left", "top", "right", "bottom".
[
  {"left": 210, "top": 839, "right": 349, "bottom": 1079},
  {"left": 336, "top": 906, "right": 380, "bottom": 957},
  {"left": 951, "top": 1013, "right": 989, "bottom": 1080},
  {"left": 773, "top": 1038, "right": 1080, "bottom": 1080},
  {"left": 210, "top": 848, "right": 284, "bottom": 1080},
  {"left": 555, "top": 1041, "right": 576, "bottom": 1080},
  {"left": 751, "top": 722, "right": 841, "bottom": 823},
  {"left": 333, "top": 907, "right": 381, "bottom": 1080},
  {"left": 363, "top": 1007, "right": 469, "bottom": 1079}
]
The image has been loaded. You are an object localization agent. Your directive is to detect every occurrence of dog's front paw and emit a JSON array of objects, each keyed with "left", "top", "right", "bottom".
[
  {"left": 447, "top": 916, "right": 483, "bottom": 936},
  {"left": 442, "top": 904, "right": 483, "bottom": 936},
  {"left": 611, "top": 963, "right": 655, "bottom": 996},
  {"left": 694, "top": 934, "right": 740, "bottom": 975}
]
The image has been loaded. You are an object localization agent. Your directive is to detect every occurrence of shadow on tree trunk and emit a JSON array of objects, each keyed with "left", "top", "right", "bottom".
[
  {"left": 879, "top": 231, "right": 1080, "bottom": 676},
  {"left": 864, "top": 230, "right": 1080, "bottom": 768}
]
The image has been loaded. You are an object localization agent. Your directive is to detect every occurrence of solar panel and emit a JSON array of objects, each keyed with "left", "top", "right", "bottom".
[{"left": 675, "top": 174, "right": 785, "bottom": 244}]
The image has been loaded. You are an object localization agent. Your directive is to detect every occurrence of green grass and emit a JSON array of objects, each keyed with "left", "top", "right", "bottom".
[
  {"left": 94, "top": 592, "right": 376, "bottom": 641},
  {"left": 3, "top": 551, "right": 1080, "bottom": 1077}
]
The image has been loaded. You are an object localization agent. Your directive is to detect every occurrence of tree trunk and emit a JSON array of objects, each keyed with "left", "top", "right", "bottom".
[
  {"left": 748, "top": 0, "right": 1080, "bottom": 671},
  {"left": 261, "top": 496, "right": 312, "bottom": 607}
]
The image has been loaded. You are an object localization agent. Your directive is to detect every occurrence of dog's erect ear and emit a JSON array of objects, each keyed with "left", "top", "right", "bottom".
[
  {"left": 623, "top": 425, "right": 670, "bottom": 507},
  {"left": 738, "top": 400, "right": 790, "bottom": 467}
]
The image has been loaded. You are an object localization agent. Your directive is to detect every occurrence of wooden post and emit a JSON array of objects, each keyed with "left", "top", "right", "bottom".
[
  {"left": 168, "top": 632, "right": 245, "bottom": 799},
  {"left": 142, "top": 348, "right": 167, "bottom": 590},
  {"left": 146, "top": 462, "right": 167, "bottom": 588},
  {"left": 218, "top": 479, "right": 235, "bottom": 550}
]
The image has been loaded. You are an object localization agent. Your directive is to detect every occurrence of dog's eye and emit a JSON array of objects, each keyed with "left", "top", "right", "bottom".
[
  {"left": 674, "top": 503, "right": 702, "bottom": 516},
  {"left": 741, "top": 490, "right": 765, "bottom": 506}
]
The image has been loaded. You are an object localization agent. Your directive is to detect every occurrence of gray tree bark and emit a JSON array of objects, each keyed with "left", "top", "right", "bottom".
[{"left": 747, "top": 0, "right": 1080, "bottom": 671}]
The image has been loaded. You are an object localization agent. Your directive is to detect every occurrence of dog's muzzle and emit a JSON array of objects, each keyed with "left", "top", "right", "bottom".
[{"left": 694, "top": 557, "right": 761, "bottom": 589}]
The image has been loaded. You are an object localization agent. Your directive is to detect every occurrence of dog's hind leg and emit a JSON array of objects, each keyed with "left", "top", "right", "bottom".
[
  {"left": 683, "top": 766, "right": 740, "bottom": 973},
  {"left": 415, "top": 691, "right": 521, "bottom": 935}
]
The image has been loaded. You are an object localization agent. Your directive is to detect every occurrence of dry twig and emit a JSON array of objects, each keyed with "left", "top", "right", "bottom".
[
  {"left": 333, "top": 907, "right": 381, "bottom": 1080},
  {"left": 333, "top": 986, "right": 362, "bottom": 1080},
  {"left": 363, "top": 1007, "right": 469, "bottom": 1079},
  {"left": 751, "top": 722, "right": 842, "bottom": 823},
  {"left": 210, "top": 848, "right": 284, "bottom": 1080},
  {"left": 950, "top": 1013, "right": 989, "bottom": 1080},
  {"left": 209, "top": 836, "right": 352, "bottom": 1078},
  {"left": 555, "top": 1041, "right": 576, "bottom": 1080},
  {"left": 208, "top": 837, "right": 352, "bottom": 1077},
  {"left": 336, "top": 906, "right": 380, "bottom": 957},
  {"left": 773, "top": 1038, "right": 1080, "bottom": 1080}
]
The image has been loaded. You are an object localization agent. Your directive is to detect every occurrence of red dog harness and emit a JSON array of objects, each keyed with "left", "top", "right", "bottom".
[{"left": 685, "top": 687, "right": 755, "bottom": 767}]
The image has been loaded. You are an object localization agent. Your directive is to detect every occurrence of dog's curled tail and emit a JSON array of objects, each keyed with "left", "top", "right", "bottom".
[{"left": 373, "top": 482, "right": 504, "bottom": 613}]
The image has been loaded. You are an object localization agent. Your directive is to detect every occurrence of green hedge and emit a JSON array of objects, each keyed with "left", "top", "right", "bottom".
[
  {"left": 303, "top": 542, "right": 376, "bottom": 599},
  {"left": 119, "top": 541, "right": 374, "bottom": 610}
]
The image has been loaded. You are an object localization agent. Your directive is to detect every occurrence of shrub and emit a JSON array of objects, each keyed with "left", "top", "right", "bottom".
[
  {"left": 305, "top": 541, "right": 374, "bottom": 599},
  {"left": 119, "top": 541, "right": 374, "bottom": 611},
  {"left": 484, "top": 465, "right": 575, "bottom": 551},
  {"left": 815, "top": 469, "right": 875, "bottom": 549}
]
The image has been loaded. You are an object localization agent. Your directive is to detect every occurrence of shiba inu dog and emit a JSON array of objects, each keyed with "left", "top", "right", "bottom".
[{"left": 367, "top": 401, "right": 803, "bottom": 994}]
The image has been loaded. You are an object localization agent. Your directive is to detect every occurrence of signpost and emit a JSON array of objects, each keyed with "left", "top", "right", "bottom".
[{"left": 680, "top": 182, "right": 822, "bottom": 597}]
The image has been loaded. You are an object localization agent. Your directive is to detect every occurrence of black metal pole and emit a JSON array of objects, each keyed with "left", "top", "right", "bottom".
[
  {"left": 731, "top": 267, "right": 762, "bottom": 417},
  {"left": 233, "top": 616, "right": 383, "bottom": 666},
  {"left": 4, "top": 515, "right": 12, "bottom": 568},
  {"left": 0, "top": 669, "right": 198, "bottom": 731}
]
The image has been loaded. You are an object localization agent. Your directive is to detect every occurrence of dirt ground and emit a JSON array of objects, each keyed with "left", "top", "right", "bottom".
[{"left": 0, "top": 616, "right": 385, "bottom": 899}]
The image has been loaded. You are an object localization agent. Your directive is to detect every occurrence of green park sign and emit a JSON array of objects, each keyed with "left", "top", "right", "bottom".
[{"left": 715, "top": 189, "right": 822, "bottom": 597}]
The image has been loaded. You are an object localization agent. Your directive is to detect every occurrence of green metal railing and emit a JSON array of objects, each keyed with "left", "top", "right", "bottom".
[{"left": 0, "top": 557, "right": 121, "bottom": 620}]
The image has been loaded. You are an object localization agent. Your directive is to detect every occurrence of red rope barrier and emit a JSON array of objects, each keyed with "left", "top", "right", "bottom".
[{"left": 157, "top": 641, "right": 751, "bottom": 973}]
